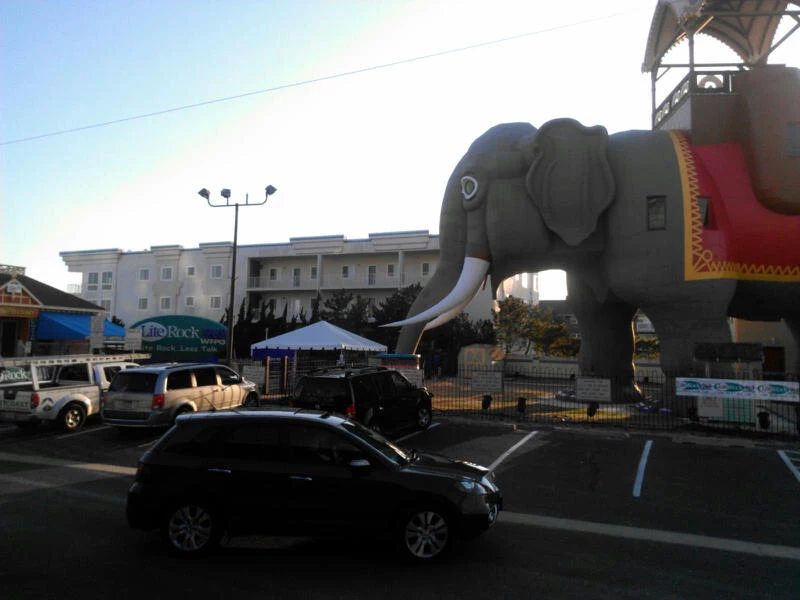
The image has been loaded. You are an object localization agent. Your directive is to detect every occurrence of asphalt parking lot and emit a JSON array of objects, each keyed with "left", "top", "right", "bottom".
[{"left": 0, "top": 418, "right": 800, "bottom": 598}]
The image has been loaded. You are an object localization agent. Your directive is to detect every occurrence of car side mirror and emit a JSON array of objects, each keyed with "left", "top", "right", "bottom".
[{"left": 349, "top": 458, "right": 370, "bottom": 469}]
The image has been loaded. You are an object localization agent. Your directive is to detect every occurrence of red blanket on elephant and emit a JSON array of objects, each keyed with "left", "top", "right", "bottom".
[{"left": 671, "top": 132, "right": 800, "bottom": 282}]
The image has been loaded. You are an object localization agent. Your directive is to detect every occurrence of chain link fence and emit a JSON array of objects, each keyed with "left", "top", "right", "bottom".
[{"left": 229, "top": 355, "right": 799, "bottom": 442}]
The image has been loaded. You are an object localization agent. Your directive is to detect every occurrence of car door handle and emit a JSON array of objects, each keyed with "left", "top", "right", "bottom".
[
  {"left": 207, "top": 467, "right": 231, "bottom": 474},
  {"left": 289, "top": 475, "right": 312, "bottom": 482}
]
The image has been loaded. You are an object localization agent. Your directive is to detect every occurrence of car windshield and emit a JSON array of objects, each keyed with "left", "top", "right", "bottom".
[{"left": 340, "top": 419, "right": 411, "bottom": 466}]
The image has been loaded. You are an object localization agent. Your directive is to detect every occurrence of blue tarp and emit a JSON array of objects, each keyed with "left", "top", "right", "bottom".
[
  {"left": 37, "top": 312, "right": 126, "bottom": 340},
  {"left": 103, "top": 320, "right": 126, "bottom": 337}
]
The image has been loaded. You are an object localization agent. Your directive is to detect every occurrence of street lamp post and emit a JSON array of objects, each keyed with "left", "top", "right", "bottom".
[{"left": 199, "top": 185, "right": 278, "bottom": 363}]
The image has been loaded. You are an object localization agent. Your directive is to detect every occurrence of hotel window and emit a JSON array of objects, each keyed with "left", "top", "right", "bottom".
[
  {"left": 210, "top": 264, "right": 223, "bottom": 279},
  {"left": 101, "top": 271, "right": 113, "bottom": 290},
  {"left": 310, "top": 266, "right": 317, "bottom": 280},
  {"left": 647, "top": 195, "right": 666, "bottom": 230},
  {"left": 187, "top": 266, "right": 196, "bottom": 277},
  {"left": 139, "top": 268, "right": 150, "bottom": 281},
  {"left": 161, "top": 266, "right": 173, "bottom": 281},
  {"left": 100, "top": 299, "right": 111, "bottom": 312},
  {"left": 160, "top": 296, "right": 172, "bottom": 311},
  {"left": 87, "top": 272, "right": 98, "bottom": 291},
  {"left": 185, "top": 296, "right": 195, "bottom": 308},
  {"left": 138, "top": 298, "right": 148, "bottom": 311},
  {"left": 293, "top": 268, "right": 301, "bottom": 288},
  {"left": 387, "top": 264, "right": 396, "bottom": 277},
  {"left": 341, "top": 265, "right": 350, "bottom": 279},
  {"left": 422, "top": 263, "right": 431, "bottom": 277},
  {"left": 368, "top": 265, "right": 376, "bottom": 286},
  {"left": 269, "top": 268, "right": 278, "bottom": 281},
  {"left": 210, "top": 296, "right": 222, "bottom": 309}
]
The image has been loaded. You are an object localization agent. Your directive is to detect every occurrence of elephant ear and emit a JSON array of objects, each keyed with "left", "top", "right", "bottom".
[{"left": 525, "top": 118, "right": 614, "bottom": 246}]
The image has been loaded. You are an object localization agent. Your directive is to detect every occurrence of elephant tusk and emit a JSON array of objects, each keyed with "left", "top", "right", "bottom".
[
  {"left": 422, "top": 288, "right": 482, "bottom": 330},
  {"left": 382, "top": 257, "right": 490, "bottom": 328}
]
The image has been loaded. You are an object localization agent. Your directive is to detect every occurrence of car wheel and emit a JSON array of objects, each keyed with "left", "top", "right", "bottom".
[
  {"left": 243, "top": 393, "right": 259, "bottom": 408},
  {"left": 416, "top": 405, "right": 432, "bottom": 430},
  {"left": 59, "top": 403, "right": 86, "bottom": 432},
  {"left": 162, "top": 502, "right": 222, "bottom": 557},
  {"left": 398, "top": 505, "right": 452, "bottom": 562}
]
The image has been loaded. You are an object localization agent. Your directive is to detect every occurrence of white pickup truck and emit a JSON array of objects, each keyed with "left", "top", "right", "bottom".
[{"left": 0, "top": 353, "right": 149, "bottom": 431}]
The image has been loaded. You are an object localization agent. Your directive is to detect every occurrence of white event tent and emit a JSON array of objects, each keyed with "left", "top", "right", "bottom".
[{"left": 250, "top": 320, "right": 387, "bottom": 360}]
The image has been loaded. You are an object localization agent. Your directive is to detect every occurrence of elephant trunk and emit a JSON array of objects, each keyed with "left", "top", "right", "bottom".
[{"left": 390, "top": 170, "right": 485, "bottom": 354}]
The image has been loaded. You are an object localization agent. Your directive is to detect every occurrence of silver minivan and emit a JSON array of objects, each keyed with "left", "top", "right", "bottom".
[{"left": 102, "top": 363, "right": 259, "bottom": 428}]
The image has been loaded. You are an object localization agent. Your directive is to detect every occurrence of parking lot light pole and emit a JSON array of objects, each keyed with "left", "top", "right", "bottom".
[{"left": 199, "top": 185, "right": 278, "bottom": 363}]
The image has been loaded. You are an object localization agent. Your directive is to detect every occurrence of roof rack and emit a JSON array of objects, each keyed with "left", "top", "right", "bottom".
[
  {"left": 307, "top": 365, "right": 388, "bottom": 376},
  {"left": 0, "top": 353, "right": 150, "bottom": 369}
]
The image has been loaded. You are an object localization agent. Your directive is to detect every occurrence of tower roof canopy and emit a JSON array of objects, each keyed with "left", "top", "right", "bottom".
[{"left": 643, "top": 0, "right": 800, "bottom": 72}]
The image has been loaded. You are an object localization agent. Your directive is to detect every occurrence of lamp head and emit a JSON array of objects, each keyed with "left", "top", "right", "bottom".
[
  {"left": 198, "top": 188, "right": 210, "bottom": 200},
  {"left": 265, "top": 185, "right": 277, "bottom": 197},
  {"left": 220, "top": 189, "right": 231, "bottom": 199}
]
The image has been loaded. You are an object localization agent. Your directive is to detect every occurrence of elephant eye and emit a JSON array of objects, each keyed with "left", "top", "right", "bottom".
[{"left": 461, "top": 176, "right": 478, "bottom": 201}]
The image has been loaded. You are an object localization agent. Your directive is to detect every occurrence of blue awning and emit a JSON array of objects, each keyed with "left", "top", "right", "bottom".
[
  {"left": 37, "top": 312, "right": 126, "bottom": 340},
  {"left": 103, "top": 320, "right": 126, "bottom": 337},
  {"left": 37, "top": 312, "right": 91, "bottom": 340}
]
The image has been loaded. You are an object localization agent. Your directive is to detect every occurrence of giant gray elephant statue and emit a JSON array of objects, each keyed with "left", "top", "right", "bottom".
[{"left": 388, "top": 118, "right": 800, "bottom": 396}]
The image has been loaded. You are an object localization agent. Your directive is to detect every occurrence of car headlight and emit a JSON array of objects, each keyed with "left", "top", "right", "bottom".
[{"left": 457, "top": 479, "right": 486, "bottom": 494}]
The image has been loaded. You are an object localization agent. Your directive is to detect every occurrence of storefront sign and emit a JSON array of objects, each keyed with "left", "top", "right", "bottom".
[{"left": 0, "top": 306, "right": 39, "bottom": 318}]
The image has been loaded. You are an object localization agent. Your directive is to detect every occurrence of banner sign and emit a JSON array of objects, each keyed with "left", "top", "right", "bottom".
[
  {"left": 129, "top": 315, "right": 227, "bottom": 361},
  {"left": 676, "top": 378, "right": 799, "bottom": 402}
]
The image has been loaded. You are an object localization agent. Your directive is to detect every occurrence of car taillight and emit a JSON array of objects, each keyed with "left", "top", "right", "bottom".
[
  {"left": 289, "top": 400, "right": 294, "bottom": 408},
  {"left": 346, "top": 403, "right": 356, "bottom": 417},
  {"left": 135, "top": 461, "right": 146, "bottom": 481},
  {"left": 30, "top": 393, "right": 40, "bottom": 409},
  {"left": 152, "top": 394, "right": 165, "bottom": 409}
]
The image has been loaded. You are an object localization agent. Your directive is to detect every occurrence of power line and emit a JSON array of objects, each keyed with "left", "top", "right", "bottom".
[{"left": 1, "top": 13, "right": 626, "bottom": 146}]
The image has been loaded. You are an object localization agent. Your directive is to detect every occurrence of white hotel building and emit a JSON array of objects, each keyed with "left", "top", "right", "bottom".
[{"left": 60, "top": 230, "right": 540, "bottom": 329}]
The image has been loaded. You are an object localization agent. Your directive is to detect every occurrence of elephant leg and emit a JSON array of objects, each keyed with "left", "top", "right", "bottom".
[
  {"left": 644, "top": 305, "right": 734, "bottom": 418},
  {"left": 566, "top": 273, "right": 639, "bottom": 401},
  {"left": 784, "top": 317, "right": 800, "bottom": 376},
  {"left": 644, "top": 307, "right": 733, "bottom": 378}
]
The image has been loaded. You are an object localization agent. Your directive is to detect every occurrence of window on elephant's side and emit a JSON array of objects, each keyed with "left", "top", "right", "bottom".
[
  {"left": 646, "top": 196, "right": 666, "bottom": 230},
  {"left": 697, "top": 197, "right": 711, "bottom": 228}
]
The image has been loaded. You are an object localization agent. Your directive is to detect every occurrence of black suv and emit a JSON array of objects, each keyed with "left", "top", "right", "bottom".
[
  {"left": 126, "top": 409, "right": 502, "bottom": 561},
  {"left": 291, "top": 367, "right": 433, "bottom": 435}
]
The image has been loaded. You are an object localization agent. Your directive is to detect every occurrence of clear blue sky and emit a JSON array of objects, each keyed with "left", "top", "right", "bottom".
[{"left": 2, "top": 1, "right": 797, "bottom": 299}]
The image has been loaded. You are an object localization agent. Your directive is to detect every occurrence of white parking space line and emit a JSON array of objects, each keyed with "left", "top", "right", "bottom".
[
  {"left": 396, "top": 422, "right": 440, "bottom": 443},
  {"left": 777, "top": 450, "right": 800, "bottom": 484},
  {"left": 0, "top": 450, "right": 136, "bottom": 475},
  {"left": 633, "top": 439, "right": 653, "bottom": 498},
  {"left": 488, "top": 430, "right": 539, "bottom": 471},
  {"left": 55, "top": 425, "right": 111, "bottom": 440},
  {"left": 502, "top": 512, "right": 800, "bottom": 561}
]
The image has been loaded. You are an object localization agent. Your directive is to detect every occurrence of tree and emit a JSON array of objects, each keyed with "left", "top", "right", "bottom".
[
  {"left": 320, "top": 289, "right": 354, "bottom": 329},
  {"left": 494, "top": 296, "right": 537, "bottom": 354},
  {"left": 369, "top": 284, "right": 423, "bottom": 350},
  {"left": 494, "top": 297, "right": 580, "bottom": 357}
]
